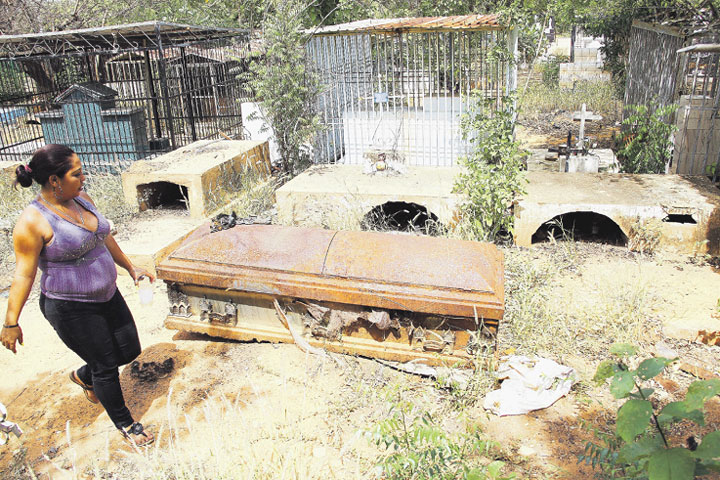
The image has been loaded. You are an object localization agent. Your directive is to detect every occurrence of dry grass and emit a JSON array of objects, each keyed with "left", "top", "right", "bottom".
[
  {"left": 84, "top": 358, "right": 506, "bottom": 480},
  {"left": 205, "top": 164, "right": 278, "bottom": 218},
  {"left": 518, "top": 80, "right": 622, "bottom": 123},
  {"left": 279, "top": 192, "right": 367, "bottom": 231},
  {"left": 83, "top": 174, "right": 139, "bottom": 226},
  {"left": 628, "top": 218, "right": 663, "bottom": 254},
  {"left": 0, "top": 178, "right": 38, "bottom": 278},
  {"left": 502, "top": 244, "right": 659, "bottom": 360}
]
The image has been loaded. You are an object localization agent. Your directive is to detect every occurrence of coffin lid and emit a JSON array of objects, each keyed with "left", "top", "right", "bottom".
[{"left": 157, "top": 224, "right": 504, "bottom": 319}]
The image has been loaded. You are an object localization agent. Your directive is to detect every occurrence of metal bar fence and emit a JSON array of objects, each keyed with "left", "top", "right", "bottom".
[
  {"left": 625, "top": 22, "right": 720, "bottom": 176},
  {"left": 307, "top": 29, "right": 508, "bottom": 167},
  {"left": 0, "top": 33, "right": 250, "bottom": 173}
]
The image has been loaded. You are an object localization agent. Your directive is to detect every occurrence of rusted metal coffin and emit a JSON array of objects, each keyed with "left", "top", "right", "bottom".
[{"left": 156, "top": 224, "right": 504, "bottom": 365}]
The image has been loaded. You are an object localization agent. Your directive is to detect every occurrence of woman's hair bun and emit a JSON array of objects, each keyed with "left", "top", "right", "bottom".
[{"left": 15, "top": 164, "right": 34, "bottom": 188}]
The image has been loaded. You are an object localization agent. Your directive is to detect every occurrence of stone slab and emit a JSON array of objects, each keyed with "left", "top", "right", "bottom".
[
  {"left": 276, "top": 164, "right": 462, "bottom": 228},
  {"left": 115, "top": 213, "right": 205, "bottom": 277},
  {"left": 515, "top": 172, "right": 720, "bottom": 253},
  {"left": 528, "top": 149, "right": 618, "bottom": 173},
  {"left": 121, "top": 140, "right": 271, "bottom": 218}
]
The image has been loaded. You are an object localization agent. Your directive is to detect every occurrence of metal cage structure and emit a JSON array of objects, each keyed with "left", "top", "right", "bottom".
[
  {"left": 0, "top": 22, "right": 251, "bottom": 172},
  {"left": 625, "top": 21, "right": 720, "bottom": 176},
  {"left": 307, "top": 15, "right": 516, "bottom": 166}
]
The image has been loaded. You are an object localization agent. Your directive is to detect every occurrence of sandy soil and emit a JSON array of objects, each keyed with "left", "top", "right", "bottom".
[{"left": 1, "top": 240, "right": 720, "bottom": 479}]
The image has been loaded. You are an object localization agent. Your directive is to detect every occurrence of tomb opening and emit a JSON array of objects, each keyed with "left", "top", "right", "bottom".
[
  {"left": 531, "top": 211, "right": 627, "bottom": 246},
  {"left": 663, "top": 214, "right": 697, "bottom": 224},
  {"left": 362, "top": 201, "right": 441, "bottom": 235},
  {"left": 137, "top": 182, "right": 189, "bottom": 211}
]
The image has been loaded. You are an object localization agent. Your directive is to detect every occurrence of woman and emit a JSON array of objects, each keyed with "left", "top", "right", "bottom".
[{"left": 0, "top": 144, "right": 154, "bottom": 447}]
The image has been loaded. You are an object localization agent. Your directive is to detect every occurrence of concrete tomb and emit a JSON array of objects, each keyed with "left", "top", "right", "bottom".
[
  {"left": 37, "top": 83, "right": 150, "bottom": 171},
  {"left": 121, "top": 139, "right": 271, "bottom": 219}
]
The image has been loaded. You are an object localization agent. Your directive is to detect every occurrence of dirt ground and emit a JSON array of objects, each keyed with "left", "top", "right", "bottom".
[{"left": 1, "top": 238, "right": 719, "bottom": 478}]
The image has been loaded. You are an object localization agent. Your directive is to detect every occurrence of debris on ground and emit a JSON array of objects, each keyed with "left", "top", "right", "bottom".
[
  {"left": 210, "top": 211, "right": 272, "bottom": 232},
  {"left": 696, "top": 329, "right": 720, "bottom": 346},
  {"left": 483, "top": 356, "right": 577, "bottom": 416},
  {"left": 678, "top": 361, "right": 720, "bottom": 380},
  {"left": 374, "top": 359, "right": 472, "bottom": 390},
  {"left": 0, "top": 402, "right": 23, "bottom": 445},
  {"left": 130, "top": 358, "right": 175, "bottom": 382}
]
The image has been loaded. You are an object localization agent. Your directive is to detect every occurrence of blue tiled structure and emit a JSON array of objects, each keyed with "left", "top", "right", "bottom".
[{"left": 37, "top": 83, "right": 149, "bottom": 172}]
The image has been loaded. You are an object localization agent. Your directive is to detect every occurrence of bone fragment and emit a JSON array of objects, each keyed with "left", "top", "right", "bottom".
[
  {"left": 274, "top": 299, "right": 329, "bottom": 358},
  {"left": 298, "top": 301, "right": 330, "bottom": 322}
]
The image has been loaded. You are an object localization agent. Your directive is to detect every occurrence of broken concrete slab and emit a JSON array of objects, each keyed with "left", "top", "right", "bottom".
[
  {"left": 115, "top": 213, "right": 205, "bottom": 277},
  {"left": 514, "top": 172, "right": 720, "bottom": 254},
  {"left": 121, "top": 140, "right": 271, "bottom": 219},
  {"left": 276, "top": 164, "right": 462, "bottom": 228}
]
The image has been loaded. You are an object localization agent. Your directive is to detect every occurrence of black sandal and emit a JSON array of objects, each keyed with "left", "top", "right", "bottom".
[
  {"left": 69, "top": 370, "right": 99, "bottom": 404},
  {"left": 120, "top": 422, "right": 154, "bottom": 447}
]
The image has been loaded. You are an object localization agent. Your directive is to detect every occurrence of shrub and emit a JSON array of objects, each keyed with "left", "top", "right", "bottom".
[
  {"left": 539, "top": 54, "right": 568, "bottom": 87},
  {"left": 0, "top": 62, "right": 25, "bottom": 103},
  {"left": 627, "top": 217, "right": 663, "bottom": 254},
  {"left": 453, "top": 96, "right": 527, "bottom": 243},
  {"left": 245, "top": 0, "right": 321, "bottom": 176},
  {"left": 367, "top": 395, "right": 515, "bottom": 480},
  {"left": 617, "top": 103, "right": 678, "bottom": 174},
  {"left": 583, "top": 343, "right": 720, "bottom": 479}
]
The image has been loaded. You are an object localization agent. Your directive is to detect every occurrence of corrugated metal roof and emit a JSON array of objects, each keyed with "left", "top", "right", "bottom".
[
  {"left": 0, "top": 21, "right": 247, "bottom": 45},
  {"left": 312, "top": 14, "right": 503, "bottom": 35},
  {"left": 0, "top": 21, "right": 249, "bottom": 59}
]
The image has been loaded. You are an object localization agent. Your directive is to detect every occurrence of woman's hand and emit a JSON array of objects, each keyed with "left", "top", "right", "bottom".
[
  {"left": 1, "top": 325, "right": 23, "bottom": 354},
  {"left": 130, "top": 266, "right": 156, "bottom": 285}
]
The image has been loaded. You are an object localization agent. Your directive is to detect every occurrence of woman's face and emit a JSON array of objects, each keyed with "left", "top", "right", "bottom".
[{"left": 55, "top": 154, "right": 86, "bottom": 200}]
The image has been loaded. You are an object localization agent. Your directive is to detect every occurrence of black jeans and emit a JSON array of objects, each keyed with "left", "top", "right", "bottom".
[{"left": 39, "top": 288, "right": 140, "bottom": 429}]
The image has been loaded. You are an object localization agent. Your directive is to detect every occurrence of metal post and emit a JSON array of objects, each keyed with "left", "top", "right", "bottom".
[
  {"left": 506, "top": 27, "right": 519, "bottom": 97},
  {"left": 155, "top": 24, "right": 177, "bottom": 150},
  {"left": 180, "top": 47, "right": 198, "bottom": 142},
  {"left": 144, "top": 51, "right": 163, "bottom": 139}
]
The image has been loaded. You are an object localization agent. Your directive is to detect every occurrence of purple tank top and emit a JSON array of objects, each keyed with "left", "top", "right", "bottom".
[{"left": 31, "top": 197, "right": 117, "bottom": 302}]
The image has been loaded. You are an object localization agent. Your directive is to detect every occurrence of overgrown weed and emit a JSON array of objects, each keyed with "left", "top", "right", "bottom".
[
  {"left": 627, "top": 217, "right": 663, "bottom": 255},
  {"left": 83, "top": 174, "right": 139, "bottom": 225},
  {"left": 206, "top": 164, "right": 277, "bottom": 218},
  {"left": 115, "top": 392, "right": 368, "bottom": 479},
  {"left": 518, "top": 81, "right": 622, "bottom": 123},
  {"left": 502, "top": 245, "right": 657, "bottom": 359},
  {"left": 366, "top": 391, "right": 515, "bottom": 480}
]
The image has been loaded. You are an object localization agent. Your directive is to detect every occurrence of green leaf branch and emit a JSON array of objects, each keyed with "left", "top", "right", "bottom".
[{"left": 585, "top": 343, "right": 720, "bottom": 479}]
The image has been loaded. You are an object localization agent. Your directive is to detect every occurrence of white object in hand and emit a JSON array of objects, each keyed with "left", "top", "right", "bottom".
[{"left": 138, "top": 279, "right": 153, "bottom": 305}]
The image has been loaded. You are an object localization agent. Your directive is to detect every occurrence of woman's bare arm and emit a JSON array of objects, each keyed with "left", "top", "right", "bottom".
[{"left": 2, "top": 210, "right": 46, "bottom": 353}]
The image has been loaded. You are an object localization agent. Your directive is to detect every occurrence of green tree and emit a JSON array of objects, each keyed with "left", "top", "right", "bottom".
[
  {"left": 245, "top": 0, "right": 321, "bottom": 176},
  {"left": 579, "top": 0, "right": 720, "bottom": 95},
  {"left": 453, "top": 96, "right": 527, "bottom": 243},
  {"left": 617, "top": 102, "right": 678, "bottom": 174},
  {"left": 0, "top": 63, "right": 26, "bottom": 103}
]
